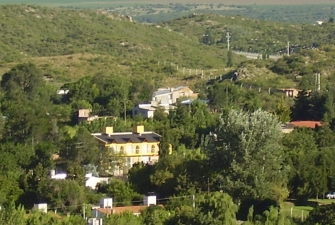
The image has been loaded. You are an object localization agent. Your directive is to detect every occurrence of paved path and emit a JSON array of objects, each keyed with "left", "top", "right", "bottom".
[{"left": 233, "top": 51, "right": 283, "bottom": 60}]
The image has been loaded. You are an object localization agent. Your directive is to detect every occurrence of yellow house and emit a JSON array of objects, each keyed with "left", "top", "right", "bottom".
[{"left": 92, "top": 125, "right": 165, "bottom": 175}]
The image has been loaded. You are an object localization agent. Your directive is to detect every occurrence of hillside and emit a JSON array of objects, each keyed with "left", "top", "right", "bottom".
[
  {"left": 163, "top": 14, "right": 335, "bottom": 55},
  {"left": 0, "top": 5, "right": 245, "bottom": 85},
  {"left": 2, "top": 4, "right": 334, "bottom": 93}
]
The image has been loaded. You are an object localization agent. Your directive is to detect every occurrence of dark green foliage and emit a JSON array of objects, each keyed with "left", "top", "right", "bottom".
[
  {"left": 128, "top": 162, "right": 156, "bottom": 194},
  {"left": 305, "top": 204, "right": 335, "bottom": 225},
  {"left": 291, "top": 91, "right": 333, "bottom": 122},
  {"left": 237, "top": 198, "right": 279, "bottom": 221},
  {"left": 96, "top": 179, "right": 141, "bottom": 206},
  {"left": 227, "top": 50, "right": 233, "bottom": 67},
  {"left": 207, "top": 82, "right": 263, "bottom": 112},
  {"left": 38, "top": 179, "right": 86, "bottom": 213},
  {"left": 59, "top": 127, "right": 99, "bottom": 166},
  {"left": 0, "top": 63, "right": 56, "bottom": 143},
  {"left": 104, "top": 212, "right": 144, "bottom": 225},
  {"left": 282, "top": 126, "right": 335, "bottom": 200},
  {"left": 208, "top": 109, "right": 288, "bottom": 202},
  {"left": 141, "top": 205, "right": 170, "bottom": 225},
  {"left": 0, "top": 202, "right": 26, "bottom": 225},
  {"left": 129, "top": 149, "right": 207, "bottom": 197}
]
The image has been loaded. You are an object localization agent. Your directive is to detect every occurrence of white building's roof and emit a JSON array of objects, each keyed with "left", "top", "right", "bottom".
[
  {"left": 50, "top": 173, "right": 67, "bottom": 179},
  {"left": 152, "top": 86, "right": 187, "bottom": 97}
]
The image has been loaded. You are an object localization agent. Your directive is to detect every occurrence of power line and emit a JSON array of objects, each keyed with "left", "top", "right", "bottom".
[{"left": 28, "top": 195, "right": 198, "bottom": 212}]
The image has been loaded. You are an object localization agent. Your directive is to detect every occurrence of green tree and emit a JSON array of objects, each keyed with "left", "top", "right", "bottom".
[
  {"left": 208, "top": 109, "right": 289, "bottom": 202},
  {"left": 38, "top": 179, "right": 86, "bottom": 213},
  {"left": 60, "top": 127, "right": 99, "bottom": 166},
  {"left": 0, "top": 172, "right": 23, "bottom": 205},
  {"left": 128, "top": 162, "right": 156, "bottom": 195},
  {"left": 227, "top": 50, "right": 233, "bottom": 67},
  {"left": 0, "top": 201, "right": 26, "bottom": 225},
  {"left": 197, "top": 192, "right": 238, "bottom": 225},
  {"left": 275, "top": 97, "right": 291, "bottom": 123},
  {"left": 0, "top": 63, "right": 55, "bottom": 143},
  {"left": 104, "top": 211, "right": 143, "bottom": 225},
  {"left": 97, "top": 179, "right": 140, "bottom": 206},
  {"left": 141, "top": 205, "right": 170, "bottom": 225},
  {"left": 305, "top": 203, "right": 335, "bottom": 225}
]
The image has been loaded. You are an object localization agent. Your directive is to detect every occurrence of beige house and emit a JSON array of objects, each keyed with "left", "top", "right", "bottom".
[
  {"left": 132, "top": 86, "right": 198, "bottom": 119},
  {"left": 77, "top": 109, "right": 116, "bottom": 124},
  {"left": 278, "top": 88, "right": 300, "bottom": 98},
  {"left": 152, "top": 86, "right": 198, "bottom": 105},
  {"left": 92, "top": 125, "right": 171, "bottom": 175}
]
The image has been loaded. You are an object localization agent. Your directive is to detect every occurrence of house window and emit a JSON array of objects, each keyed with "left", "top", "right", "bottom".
[
  {"left": 135, "top": 146, "right": 140, "bottom": 154},
  {"left": 120, "top": 146, "right": 124, "bottom": 154},
  {"left": 151, "top": 145, "right": 155, "bottom": 153}
]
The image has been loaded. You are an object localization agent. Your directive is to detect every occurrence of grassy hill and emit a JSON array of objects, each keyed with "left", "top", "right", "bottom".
[
  {"left": 2, "top": 4, "right": 335, "bottom": 95},
  {"left": 0, "top": 5, "right": 246, "bottom": 86},
  {"left": 163, "top": 14, "right": 335, "bottom": 55}
]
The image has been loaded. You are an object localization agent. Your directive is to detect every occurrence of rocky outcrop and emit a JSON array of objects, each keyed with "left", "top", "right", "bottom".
[{"left": 231, "top": 67, "right": 255, "bottom": 81}]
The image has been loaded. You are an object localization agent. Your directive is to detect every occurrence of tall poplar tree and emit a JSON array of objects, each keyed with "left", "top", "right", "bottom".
[{"left": 208, "top": 109, "right": 289, "bottom": 202}]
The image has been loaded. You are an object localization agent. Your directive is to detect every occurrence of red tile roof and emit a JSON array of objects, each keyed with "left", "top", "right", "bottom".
[{"left": 289, "top": 121, "right": 322, "bottom": 129}]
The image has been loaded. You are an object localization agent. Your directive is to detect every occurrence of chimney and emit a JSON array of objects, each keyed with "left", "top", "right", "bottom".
[
  {"left": 133, "top": 125, "right": 144, "bottom": 134},
  {"left": 50, "top": 169, "right": 56, "bottom": 177},
  {"left": 100, "top": 198, "right": 113, "bottom": 208},
  {"left": 103, "top": 127, "right": 113, "bottom": 135},
  {"left": 143, "top": 194, "right": 156, "bottom": 206}
]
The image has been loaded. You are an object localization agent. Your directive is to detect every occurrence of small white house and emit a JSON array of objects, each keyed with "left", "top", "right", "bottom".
[
  {"left": 85, "top": 173, "right": 110, "bottom": 190},
  {"left": 33, "top": 203, "right": 47, "bottom": 213}
]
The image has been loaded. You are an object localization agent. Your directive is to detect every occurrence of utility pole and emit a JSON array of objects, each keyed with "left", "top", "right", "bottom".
[
  {"left": 124, "top": 100, "right": 127, "bottom": 124},
  {"left": 317, "top": 73, "right": 321, "bottom": 92},
  {"left": 192, "top": 195, "right": 195, "bottom": 209},
  {"left": 226, "top": 32, "right": 231, "bottom": 51},
  {"left": 287, "top": 41, "right": 290, "bottom": 56}
]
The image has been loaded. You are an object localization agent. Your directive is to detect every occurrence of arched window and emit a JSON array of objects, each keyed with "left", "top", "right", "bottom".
[
  {"left": 120, "top": 146, "right": 124, "bottom": 154},
  {"left": 151, "top": 145, "right": 155, "bottom": 153},
  {"left": 135, "top": 146, "right": 140, "bottom": 154}
]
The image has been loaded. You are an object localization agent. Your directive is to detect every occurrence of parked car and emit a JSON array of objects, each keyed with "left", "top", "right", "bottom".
[{"left": 326, "top": 192, "right": 335, "bottom": 199}]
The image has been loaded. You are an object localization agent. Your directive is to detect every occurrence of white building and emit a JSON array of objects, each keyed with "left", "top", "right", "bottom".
[
  {"left": 85, "top": 173, "right": 111, "bottom": 189},
  {"left": 132, "top": 86, "right": 198, "bottom": 118},
  {"left": 132, "top": 103, "right": 170, "bottom": 118},
  {"left": 33, "top": 203, "right": 47, "bottom": 213},
  {"left": 50, "top": 169, "right": 67, "bottom": 180}
]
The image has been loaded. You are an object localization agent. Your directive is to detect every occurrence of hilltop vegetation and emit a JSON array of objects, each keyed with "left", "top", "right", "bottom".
[
  {"left": 2, "top": 2, "right": 334, "bottom": 24},
  {"left": 1, "top": 5, "right": 335, "bottom": 94},
  {"left": 0, "top": 5, "right": 241, "bottom": 84},
  {"left": 163, "top": 13, "right": 335, "bottom": 54},
  {"left": 113, "top": 3, "right": 335, "bottom": 24}
]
